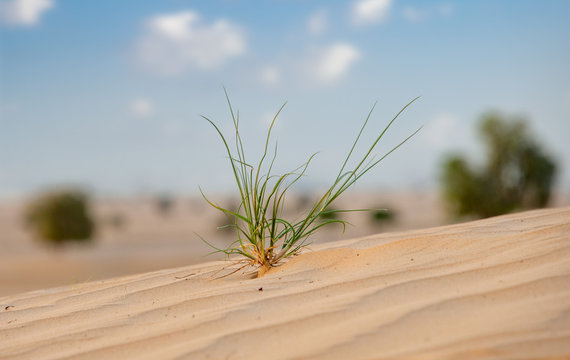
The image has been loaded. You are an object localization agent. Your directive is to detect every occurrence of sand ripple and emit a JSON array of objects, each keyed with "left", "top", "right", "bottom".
[{"left": 1, "top": 207, "right": 569, "bottom": 359}]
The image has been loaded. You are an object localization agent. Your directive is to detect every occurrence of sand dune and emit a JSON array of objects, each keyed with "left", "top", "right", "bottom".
[{"left": 1, "top": 207, "right": 569, "bottom": 359}]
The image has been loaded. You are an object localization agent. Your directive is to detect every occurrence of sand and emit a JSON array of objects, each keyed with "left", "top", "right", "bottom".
[{"left": 1, "top": 207, "right": 569, "bottom": 359}]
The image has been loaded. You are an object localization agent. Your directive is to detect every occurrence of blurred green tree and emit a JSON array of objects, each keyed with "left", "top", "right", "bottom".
[
  {"left": 441, "top": 113, "right": 557, "bottom": 218},
  {"left": 27, "top": 190, "right": 95, "bottom": 245}
]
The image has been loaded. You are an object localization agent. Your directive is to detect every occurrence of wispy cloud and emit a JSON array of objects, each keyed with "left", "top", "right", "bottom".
[
  {"left": 130, "top": 98, "right": 154, "bottom": 118},
  {"left": 351, "top": 0, "right": 392, "bottom": 26},
  {"left": 311, "top": 43, "right": 361, "bottom": 83},
  {"left": 424, "top": 113, "right": 460, "bottom": 149},
  {"left": 402, "top": 6, "right": 425, "bottom": 23},
  {"left": 259, "top": 65, "right": 281, "bottom": 86},
  {"left": 136, "top": 11, "right": 246, "bottom": 75},
  {"left": 0, "top": 0, "right": 54, "bottom": 27},
  {"left": 402, "top": 4, "right": 454, "bottom": 23},
  {"left": 307, "top": 9, "right": 327, "bottom": 36},
  {"left": 438, "top": 3, "right": 454, "bottom": 17},
  {"left": 260, "top": 109, "right": 284, "bottom": 129}
]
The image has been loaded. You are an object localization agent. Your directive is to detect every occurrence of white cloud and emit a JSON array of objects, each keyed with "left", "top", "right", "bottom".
[
  {"left": 136, "top": 11, "right": 246, "bottom": 75},
  {"left": 351, "top": 0, "right": 392, "bottom": 26},
  {"left": 312, "top": 43, "right": 361, "bottom": 83},
  {"left": 307, "top": 9, "right": 327, "bottom": 36},
  {"left": 130, "top": 98, "right": 154, "bottom": 118},
  {"left": 259, "top": 65, "right": 280, "bottom": 86},
  {"left": 0, "top": 0, "right": 53, "bottom": 26},
  {"left": 402, "top": 4, "right": 454, "bottom": 23},
  {"left": 438, "top": 3, "right": 454, "bottom": 17},
  {"left": 260, "top": 110, "right": 283, "bottom": 128},
  {"left": 402, "top": 6, "right": 425, "bottom": 23},
  {"left": 424, "top": 113, "right": 459, "bottom": 149}
]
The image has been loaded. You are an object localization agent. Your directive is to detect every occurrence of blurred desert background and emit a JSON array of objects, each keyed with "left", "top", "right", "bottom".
[
  {"left": 1, "top": 190, "right": 569, "bottom": 297},
  {"left": 0, "top": 191, "right": 451, "bottom": 296},
  {"left": 1, "top": 0, "right": 569, "bottom": 299}
]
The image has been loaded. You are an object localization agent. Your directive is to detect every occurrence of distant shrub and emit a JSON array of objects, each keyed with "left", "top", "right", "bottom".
[
  {"left": 318, "top": 206, "right": 340, "bottom": 221},
  {"left": 217, "top": 214, "right": 237, "bottom": 236},
  {"left": 155, "top": 194, "right": 175, "bottom": 216},
  {"left": 294, "top": 193, "right": 313, "bottom": 212},
  {"left": 441, "top": 113, "right": 557, "bottom": 218},
  {"left": 108, "top": 212, "right": 127, "bottom": 229},
  {"left": 371, "top": 208, "right": 396, "bottom": 224},
  {"left": 216, "top": 200, "right": 240, "bottom": 236},
  {"left": 27, "top": 190, "right": 95, "bottom": 245}
]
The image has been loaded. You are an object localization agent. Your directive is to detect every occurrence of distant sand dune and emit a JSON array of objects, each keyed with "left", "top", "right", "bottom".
[{"left": 1, "top": 207, "right": 569, "bottom": 359}]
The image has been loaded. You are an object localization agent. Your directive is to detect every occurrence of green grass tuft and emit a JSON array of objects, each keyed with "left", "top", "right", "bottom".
[{"left": 200, "top": 89, "right": 420, "bottom": 276}]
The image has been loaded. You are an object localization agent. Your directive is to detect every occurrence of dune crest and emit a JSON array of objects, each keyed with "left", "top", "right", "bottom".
[{"left": 1, "top": 207, "right": 569, "bottom": 359}]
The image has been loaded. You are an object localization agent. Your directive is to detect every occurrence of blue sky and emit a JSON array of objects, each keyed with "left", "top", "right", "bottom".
[{"left": 1, "top": 0, "right": 569, "bottom": 196}]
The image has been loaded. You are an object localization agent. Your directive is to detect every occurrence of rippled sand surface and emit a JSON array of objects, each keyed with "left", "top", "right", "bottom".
[{"left": 1, "top": 207, "right": 569, "bottom": 359}]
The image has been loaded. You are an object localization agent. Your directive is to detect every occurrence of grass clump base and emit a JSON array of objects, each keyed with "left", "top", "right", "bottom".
[{"left": 200, "top": 90, "right": 420, "bottom": 277}]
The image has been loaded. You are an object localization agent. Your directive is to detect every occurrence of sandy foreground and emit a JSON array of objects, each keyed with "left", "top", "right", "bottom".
[{"left": 1, "top": 207, "right": 569, "bottom": 359}]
